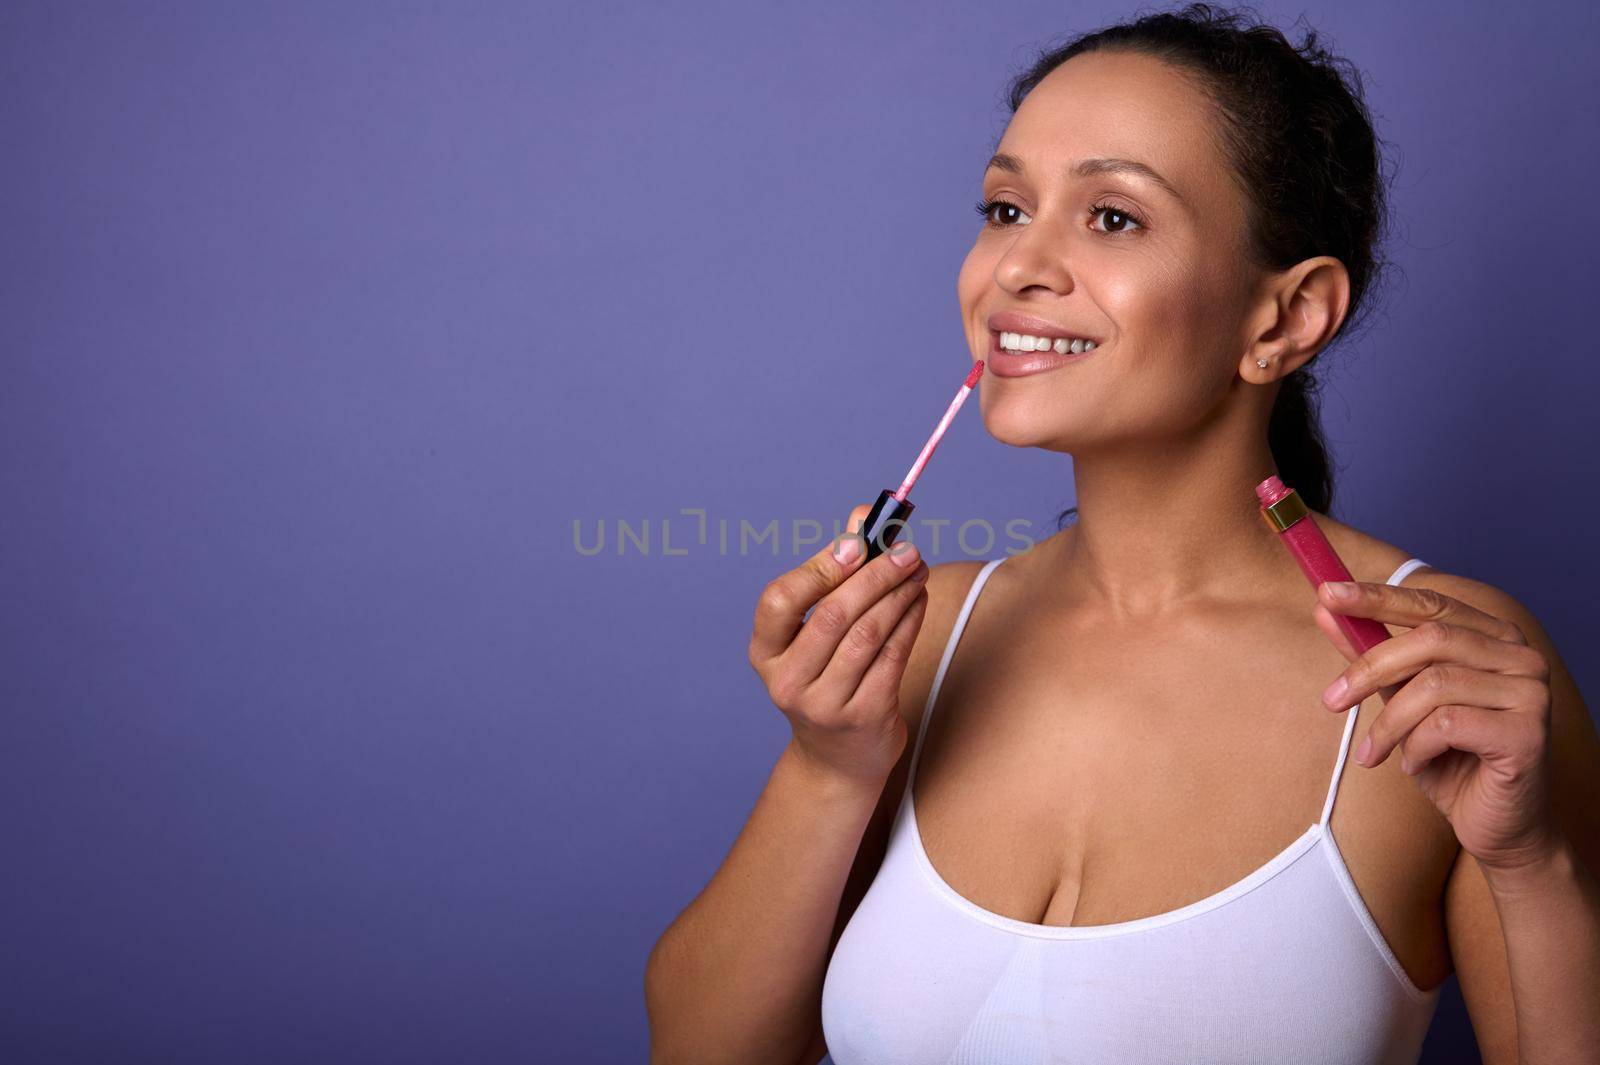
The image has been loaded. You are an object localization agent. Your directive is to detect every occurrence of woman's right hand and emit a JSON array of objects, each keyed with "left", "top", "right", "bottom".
[{"left": 748, "top": 503, "right": 931, "bottom": 785}]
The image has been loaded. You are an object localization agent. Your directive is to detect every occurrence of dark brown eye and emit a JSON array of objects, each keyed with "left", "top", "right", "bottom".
[
  {"left": 973, "top": 198, "right": 1031, "bottom": 228},
  {"left": 1089, "top": 203, "right": 1144, "bottom": 233}
]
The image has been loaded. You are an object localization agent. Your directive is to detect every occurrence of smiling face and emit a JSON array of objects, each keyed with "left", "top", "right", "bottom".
[{"left": 958, "top": 49, "right": 1268, "bottom": 453}]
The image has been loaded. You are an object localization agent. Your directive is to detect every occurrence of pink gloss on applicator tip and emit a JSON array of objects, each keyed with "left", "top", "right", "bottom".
[{"left": 1255, "top": 475, "right": 1392, "bottom": 656}]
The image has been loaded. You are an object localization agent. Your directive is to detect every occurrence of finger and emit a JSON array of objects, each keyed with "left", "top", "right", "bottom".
[
  {"left": 749, "top": 503, "right": 873, "bottom": 665},
  {"left": 1397, "top": 703, "right": 1544, "bottom": 778},
  {"left": 1312, "top": 602, "right": 1363, "bottom": 662},
  {"left": 1317, "top": 581, "right": 1527, "bottom": 645},
  {"left": 849, "top": 585, "right": 930, "bottom": 712},
  {"left": 1314, "top": 603, "right": 1405, "bottom": 708},
  {"left": 1323, "top": 621, "right": 1549, "bottom": 712},
  {"left": 781, "top": 542, "right": 925, "bottom": 687},
  {"left": 811, "top": 565, "right": 930, "bottom": 705},
  {"left": 1358, "top": 665, "right": 1544, "bottom": 768}
]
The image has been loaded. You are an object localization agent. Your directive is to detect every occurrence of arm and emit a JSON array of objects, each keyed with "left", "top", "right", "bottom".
[
  {"left": 643, "top": 515, "right": 972, "bottom": 1065},
  {"left": 644, "top": 738, "right": 895, "bottom": 1065},
  {"left": 1479, "top": 834, "right": 1600, "bottom": 1063},
  {"left": 1439, "top": 589, "right": 1600, "bottom": 1063}
]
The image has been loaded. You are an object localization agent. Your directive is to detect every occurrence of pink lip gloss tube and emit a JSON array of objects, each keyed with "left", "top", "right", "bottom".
[{"left": 1255, "top": 475, "right": 1392, "bottom": 654}]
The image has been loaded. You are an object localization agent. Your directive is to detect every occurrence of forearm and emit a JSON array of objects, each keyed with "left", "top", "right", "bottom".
[
  {"left": 645, "top": 738, "right": 885, "bottom": 1065},
  {"left": 1482, "top": 834, "right": 1600, "bottom": 1063}
]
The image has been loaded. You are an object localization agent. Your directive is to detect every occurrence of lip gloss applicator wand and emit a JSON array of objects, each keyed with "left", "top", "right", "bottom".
[{"left": 857, "top": 361, "right": 985, "bottom": 562}]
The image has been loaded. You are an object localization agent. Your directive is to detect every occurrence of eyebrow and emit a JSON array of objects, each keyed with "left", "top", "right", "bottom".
[{"left": 984, "top": 152, "right": 1186, "bottom": 206}]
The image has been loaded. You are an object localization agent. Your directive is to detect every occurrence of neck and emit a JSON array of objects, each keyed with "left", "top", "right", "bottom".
[{"left": 1044, "top": 409, "right": 1293, "bottom": 619}]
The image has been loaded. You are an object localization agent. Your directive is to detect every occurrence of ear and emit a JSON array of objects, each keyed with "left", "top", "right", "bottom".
[{"left": 1240, "top": 256, "right": 1351, "bottom": 383}]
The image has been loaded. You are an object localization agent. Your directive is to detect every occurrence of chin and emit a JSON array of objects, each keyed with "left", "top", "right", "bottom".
[{"left": 978, "top": 389, "right": 1078, "bottom": 452}]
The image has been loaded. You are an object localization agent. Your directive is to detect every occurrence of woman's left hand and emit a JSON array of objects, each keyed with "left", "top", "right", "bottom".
[{"left": 1314, "top": 580, "right": 1558, "bottom": 873}]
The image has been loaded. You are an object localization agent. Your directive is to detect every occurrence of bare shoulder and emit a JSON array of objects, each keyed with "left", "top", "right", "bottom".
[
  {"left": 1313, "top": 513, "right": 1425, "bottom": 587},
  {"left": 1318, "top": 515, "right": 1585, "bottom": 715},
  {"left": 923, "top": 557, "right": 993, "bottom": 618},
  {"left": 894, "top": 559, "right": 991, "bottom": 735},
  {"left": 1321, "top": 516, "right": 1539, "bottom": 631}
]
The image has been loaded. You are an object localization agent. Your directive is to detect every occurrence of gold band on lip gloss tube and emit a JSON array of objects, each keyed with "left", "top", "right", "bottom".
[{"left": 1260, "top": 489, "right": 1309, "bottom": 533}]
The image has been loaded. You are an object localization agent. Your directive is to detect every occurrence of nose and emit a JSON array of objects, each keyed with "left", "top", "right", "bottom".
[{"left": 993, "top": 221, "right": 1076, "bottom": 297}]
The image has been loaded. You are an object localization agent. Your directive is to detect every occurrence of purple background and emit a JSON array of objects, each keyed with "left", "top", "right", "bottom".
[{"left": 3, "top": 1, "right": 1595, "bottom": 1061}]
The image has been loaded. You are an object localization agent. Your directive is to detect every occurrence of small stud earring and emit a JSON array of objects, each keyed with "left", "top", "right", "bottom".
[{"left": 1256, "top": 358, "right": 1269, "bottom": 368}]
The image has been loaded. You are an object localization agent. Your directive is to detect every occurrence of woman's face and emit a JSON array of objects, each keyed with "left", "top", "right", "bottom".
[{"left": 957, "top": 49, "right": 1266, "bottom": 453}]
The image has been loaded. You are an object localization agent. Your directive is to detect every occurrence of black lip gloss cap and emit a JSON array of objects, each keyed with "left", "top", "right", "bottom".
[{"left": 860, "top": 488, "right": 915, "bottom": 562}]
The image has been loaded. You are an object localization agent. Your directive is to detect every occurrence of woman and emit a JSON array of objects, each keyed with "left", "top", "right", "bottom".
[{"left": 644, "top": 6, "right": 1600, "bottom": 1063}]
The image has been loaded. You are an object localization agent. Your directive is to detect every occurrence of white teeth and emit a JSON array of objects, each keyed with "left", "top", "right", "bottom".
[{"left": 998, "top": 330, "right": 1098, "bottom": 353}]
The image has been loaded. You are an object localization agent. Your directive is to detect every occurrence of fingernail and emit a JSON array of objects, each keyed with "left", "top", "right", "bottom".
[
  {"left": 1354, "top": 735, "right": 1372, "bottom": 766},
  {"left": 832, "top": 535, "right": 861, "bottom": 565},
  {"left": 888, "top": 541, "right": 920, "bottom": 568},
  {"left": 1325, "top": 581, "right": 1356, "bottom": 601},
  {"left": 911, "top": 563, "right": 930, "bottom": 583},
  {"left": 1322, "top": 676, "right": 1349, "bottom": 707}
]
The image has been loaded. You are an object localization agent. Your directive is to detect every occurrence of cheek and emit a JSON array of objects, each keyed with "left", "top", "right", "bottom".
[
  {"left": 956, "top": 243, "right": 990, "bottom": 308},
  {"left": 1072, "top": 258, "right": 1240, "bottom": 436},
  {"left": 1101, "top": 253, "right": 1234, "bottom": 381},
  {"left": 1097, "top": 252, "right": 1200, "bottom": 345},
  {"left": 956, "top": 242, "right": 1000, "bottom": 353}
]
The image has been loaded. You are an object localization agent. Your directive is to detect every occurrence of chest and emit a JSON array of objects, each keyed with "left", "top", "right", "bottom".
[{"left": 909, "top": 608, "right": 1456, "bottom": 985}]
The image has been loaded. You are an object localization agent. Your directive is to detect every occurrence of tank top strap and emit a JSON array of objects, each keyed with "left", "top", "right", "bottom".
[
  {"left": 1318, "top": 557, "right": 1430, "bottom": 826},
  {"left": 1385, "top": 557, "right": 1431, "bottom": 587},
  {"left": 907, "top": 556, "right": 1007, "bottom": 778}
]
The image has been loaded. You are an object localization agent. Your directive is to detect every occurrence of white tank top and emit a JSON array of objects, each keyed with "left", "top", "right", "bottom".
[{"left": 821, "top": 555, "right": 1442, "bottom": 1064}]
